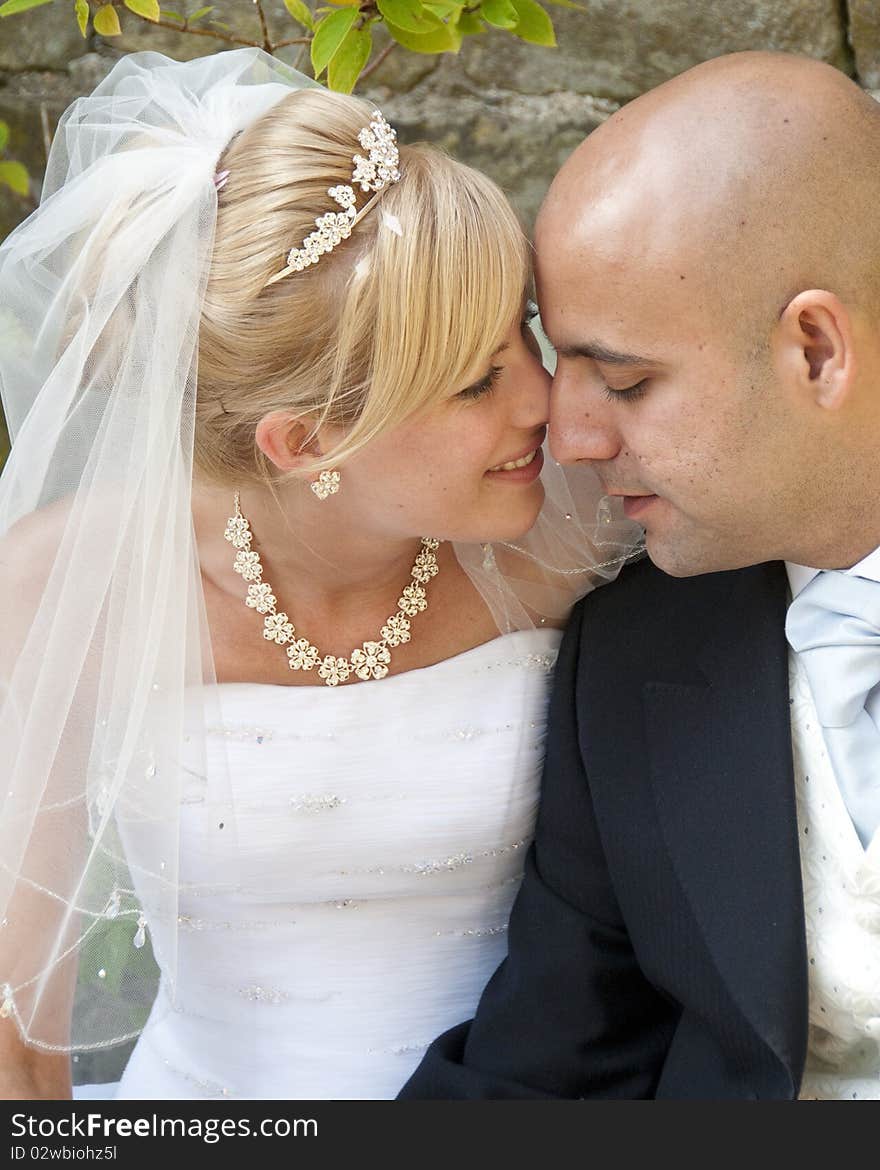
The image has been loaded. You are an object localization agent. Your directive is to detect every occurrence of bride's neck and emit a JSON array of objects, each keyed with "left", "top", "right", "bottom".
[{"left": 192, "top": 478, "right": 431, "bottom": 615}]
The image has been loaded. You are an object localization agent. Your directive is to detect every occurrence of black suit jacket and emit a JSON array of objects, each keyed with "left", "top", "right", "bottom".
[{"left": 400, "top": 557, "right": 809, "bottom": 1099}]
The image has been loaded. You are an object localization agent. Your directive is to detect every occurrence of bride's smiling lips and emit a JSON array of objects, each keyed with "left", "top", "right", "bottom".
[{"left": 485, "top": 429, "right": 547, "bottom": 483}]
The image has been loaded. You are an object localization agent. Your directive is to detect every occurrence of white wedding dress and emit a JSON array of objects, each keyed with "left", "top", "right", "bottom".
[{"left": 104, "top": 627, "right": 561, "bottom": 1100}]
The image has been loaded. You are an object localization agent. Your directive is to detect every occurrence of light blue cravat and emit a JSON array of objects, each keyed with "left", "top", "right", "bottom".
[{"left": 785, "top": 570, "right": 880, "bottom": 848}]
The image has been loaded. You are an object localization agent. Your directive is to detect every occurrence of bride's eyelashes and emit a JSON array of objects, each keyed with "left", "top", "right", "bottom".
[
  {"left": 459, "top": 365, "right": 503, "bottom": 401},
  {"left": 603, "top": 379, "right": 649, "bottom": 403},
  {"left": 457, "top": 305, "right": 541, "bottom": 402}
]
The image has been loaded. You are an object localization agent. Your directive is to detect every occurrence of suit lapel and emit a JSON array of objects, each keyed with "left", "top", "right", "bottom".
[{"left": 642, "top": 561, "right": 808, "bottom": 1084}]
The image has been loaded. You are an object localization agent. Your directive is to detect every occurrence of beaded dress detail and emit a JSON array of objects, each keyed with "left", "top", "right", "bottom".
[{"left": 112, "top": 628, "right": 561, "bottom": 1100}]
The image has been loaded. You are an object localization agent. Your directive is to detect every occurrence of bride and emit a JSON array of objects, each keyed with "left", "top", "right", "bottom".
[{"left": 0, "top": 49, "right": 640, "bottom": 1100}]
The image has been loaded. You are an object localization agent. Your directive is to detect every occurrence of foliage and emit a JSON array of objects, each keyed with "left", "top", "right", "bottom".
[
  {"left": 0, "top": 0, "right": 577, "bottom": 92},
  {"left": 0, "top": 120, "right": 29, "bottom": 199}
]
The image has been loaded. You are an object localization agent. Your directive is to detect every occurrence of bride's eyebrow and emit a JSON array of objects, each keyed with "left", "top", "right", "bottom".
[
  {"left": 555, "top": 339, "right": 658, "bottom": 365},
  {"left": 484, "top": 295, "right": 535, "bottom": 362}
]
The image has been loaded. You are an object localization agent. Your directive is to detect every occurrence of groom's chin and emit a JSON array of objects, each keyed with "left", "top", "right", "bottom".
[{"left": 642, "top": 533, "right": 734, "bottom": 579}]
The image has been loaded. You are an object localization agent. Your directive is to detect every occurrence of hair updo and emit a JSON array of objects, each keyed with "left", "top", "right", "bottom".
[{"left": 194, "top": 88, "right": 531, "bottom": 487}]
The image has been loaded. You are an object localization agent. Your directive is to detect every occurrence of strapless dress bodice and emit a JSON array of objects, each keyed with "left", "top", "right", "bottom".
[{"left": 115, "top": 628, "right": 561, "bottom": 1099}]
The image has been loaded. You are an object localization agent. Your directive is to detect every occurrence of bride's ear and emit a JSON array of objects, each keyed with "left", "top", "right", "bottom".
[{"left": 254, "top": 411, "right": 324, "bottom": 473}]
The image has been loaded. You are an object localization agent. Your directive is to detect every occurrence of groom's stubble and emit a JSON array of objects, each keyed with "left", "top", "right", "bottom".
[{"left": 536, "top": 50, "right": 880, "bottom": 578}]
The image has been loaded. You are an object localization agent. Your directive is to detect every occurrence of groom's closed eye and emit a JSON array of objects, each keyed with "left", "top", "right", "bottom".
[
  {"left": 603, "top": 379, "right": 649, "bottom": 403},
  {"left": 545, "top": 335, "right": 659, "bottom": 404}
]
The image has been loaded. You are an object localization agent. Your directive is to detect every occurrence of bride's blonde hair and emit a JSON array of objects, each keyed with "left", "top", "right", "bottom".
[{"left": 194, "top": 87, "right": 530, "bottom": 486}]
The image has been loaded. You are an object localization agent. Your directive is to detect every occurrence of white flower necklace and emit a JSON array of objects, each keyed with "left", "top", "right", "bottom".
[{"left": 224, "top": 492, "right": 440, "bottom": 687}]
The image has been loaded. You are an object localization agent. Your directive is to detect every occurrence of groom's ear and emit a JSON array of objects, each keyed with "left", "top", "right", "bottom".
[{"left": 773, "top": 289, "right": 855, "bottom": 410}]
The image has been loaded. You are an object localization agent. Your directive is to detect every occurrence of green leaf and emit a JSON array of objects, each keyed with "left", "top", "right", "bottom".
[
  {"left": 0, "top": 160, "right": 29, "bottom": 197},
  {"left": 480, "top": 0, "right": 517, "bottom": 29},
  {"left": 0, "top": 123, "right": 8, "bottom": 154},
  {"left": 188, "top": 3, "right": 213, "bottom": 19},
  {"left": 455, "top": 9, "right": 483, "bottom": 33},
  {"left": 93, "top": 3, "right": 122, "bottom": 34},
  {"left": 159, "top": 8, "right": 185, "bottom": 19},
  {"left": 75, "top": 0, "right": 89, "bottom": 34},
  {"left": 423, "top": 0, "right": 461, "bottom": 17},
  {"left": 385, "top": 17, "right": 460, "bottom": 53},
  {"left": 510, "top": 0, "right": 554, "bottom": 45},
  {"left": 327, "top": 24, "right": 371, "bottom": 92},
  {"left": 0, "top": 0, "right": 54, "bottom": 15},
  {"left": 376, "top": 0, "right": 441, "bottom": 34},
  {"left": 283, "top": 0, "right": 314, "bottom": 30},
  {"left": 311, "top": 7, "right": 358, "bottom": 77},
  {"left": 124, "top": 0, "right": 160, "bottom": 18}
]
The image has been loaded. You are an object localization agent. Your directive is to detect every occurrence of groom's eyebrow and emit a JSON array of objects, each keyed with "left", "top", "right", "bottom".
[{"left": 555, "top": 340, "right": 656, "bottom": 365}]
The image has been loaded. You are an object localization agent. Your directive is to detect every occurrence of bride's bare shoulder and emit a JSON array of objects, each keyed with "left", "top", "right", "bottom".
[
  {"left": 0, "top": 485, "right": 128, "bottom": 558},
  {"left": 0, "top": 493, "right": 80, "bottom": 582},
  {"left": 0, "top": 492, "right": 119, "bottom": 642},
  {"left": 0, "top": 492, "right": 129, "bottom": 678}
]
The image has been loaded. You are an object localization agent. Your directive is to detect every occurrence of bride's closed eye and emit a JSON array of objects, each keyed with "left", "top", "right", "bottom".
[
  {"left": 458, "top": 365, "right": 503, "bottom": 401},
  {"left": 457, "top": 302, "right": 543, "bottom": 402}
]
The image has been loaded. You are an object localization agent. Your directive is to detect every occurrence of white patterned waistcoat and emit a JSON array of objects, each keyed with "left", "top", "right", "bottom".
[{"left": 788, "top": 651, "right": 880, "bottom": 1099}]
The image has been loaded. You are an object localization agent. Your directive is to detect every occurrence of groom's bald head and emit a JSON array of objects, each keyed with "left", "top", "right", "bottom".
[
  {"left": 537, "top": 52, "right": 880, "bottom": 576},
  {"left": 541, "top": 51, "right": 880, "bottom": 334}
]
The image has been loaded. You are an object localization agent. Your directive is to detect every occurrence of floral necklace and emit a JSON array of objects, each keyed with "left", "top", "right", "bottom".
[{"left": 224, "top": 492, "right": 440, "bottom": 686}]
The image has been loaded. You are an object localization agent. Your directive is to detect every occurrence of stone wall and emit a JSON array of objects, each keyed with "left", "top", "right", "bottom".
[{"left": 0, "top": 0, "right": 869, "bottom": 245}]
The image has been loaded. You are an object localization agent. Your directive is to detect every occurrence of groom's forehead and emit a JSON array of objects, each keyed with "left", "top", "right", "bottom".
[
  {"left": 536, "top": 210, "right": 720, "bottom": 334},
  {"left": 535, "top": 204, "right": 683, "bottom": 297},
  {"left": 535, "top": 254, "right": 715, "bottom": 365}
]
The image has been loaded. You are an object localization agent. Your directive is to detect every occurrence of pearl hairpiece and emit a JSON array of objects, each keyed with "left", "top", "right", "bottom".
[{"left": 265, "top": 110, "right": 401, "bottom": 286}]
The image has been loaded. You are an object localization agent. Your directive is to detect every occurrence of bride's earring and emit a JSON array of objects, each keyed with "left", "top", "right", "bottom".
[{"left": 310, "top": 469, "right": 341, "bottom": 501}]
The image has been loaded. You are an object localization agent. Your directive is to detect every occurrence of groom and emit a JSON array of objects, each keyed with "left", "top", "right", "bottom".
[{"left": 400, "top": 51, "right": 880, "bottom": 1099}]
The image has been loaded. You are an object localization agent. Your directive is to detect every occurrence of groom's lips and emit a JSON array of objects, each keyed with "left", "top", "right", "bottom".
[
  {"left": 621, "top": 495, "right": 658, "bottom": 520},
  {"left": 607, "top": 490, "right": 659, "bottom": 520}
]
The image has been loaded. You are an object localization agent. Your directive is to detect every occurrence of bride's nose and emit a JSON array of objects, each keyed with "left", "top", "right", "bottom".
[{"left": 513, "top": 345, "right": 552, "bottom": 428}]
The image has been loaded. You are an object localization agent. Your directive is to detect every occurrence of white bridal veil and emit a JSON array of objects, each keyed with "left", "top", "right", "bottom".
[{"left": 0, "top": 48, "right": 642, "bottom": 1056}]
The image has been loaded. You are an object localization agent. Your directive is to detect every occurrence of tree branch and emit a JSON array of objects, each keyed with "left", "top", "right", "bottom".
[
  {"left": 145, "top": 15, "right": 263, "bottom": 47},
  {"left": 252, "top": 0, "right": 271, "bottom": 51},
  {"left": 39, "top": 102, "right": 52, "bottom": 167},
  {"left": 127, "top": 10, "right": 311, "bottom": 53},
  {"left": 358, "top": 39, "right": 397, "bottom": 84}
]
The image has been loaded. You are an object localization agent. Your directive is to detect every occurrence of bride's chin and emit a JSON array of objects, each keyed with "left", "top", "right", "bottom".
[{"left": 477, "top": 485, "right": 546, "bottom": 545}]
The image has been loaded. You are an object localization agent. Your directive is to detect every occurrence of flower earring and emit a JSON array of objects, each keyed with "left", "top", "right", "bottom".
[{"left": 310, "top": 470, "right": 341, "bottom": 501}]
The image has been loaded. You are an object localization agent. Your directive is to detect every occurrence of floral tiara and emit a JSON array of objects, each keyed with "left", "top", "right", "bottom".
[{"left": 263, "top": 110, "right": 401, "bottom": 286}]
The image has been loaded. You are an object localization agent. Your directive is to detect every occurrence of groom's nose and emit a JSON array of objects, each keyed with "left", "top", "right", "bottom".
[{"left": 548, "top": 371, "right": 623, "bottom": 465}]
